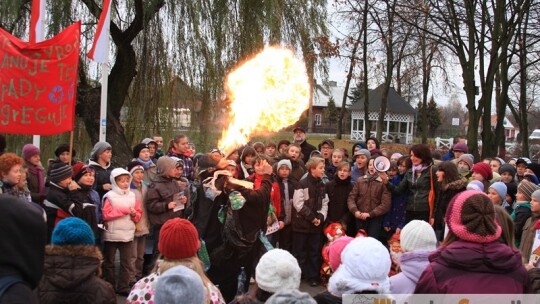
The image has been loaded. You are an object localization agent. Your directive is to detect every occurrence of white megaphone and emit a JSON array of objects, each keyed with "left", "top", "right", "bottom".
[{"left": 374, "top": 156, "right": 391, "bottom": 172}]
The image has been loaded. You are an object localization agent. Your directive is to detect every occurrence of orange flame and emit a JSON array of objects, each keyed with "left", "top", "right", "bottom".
[{"left": 218, "top": 47, "right": 310, "bottom": 156}]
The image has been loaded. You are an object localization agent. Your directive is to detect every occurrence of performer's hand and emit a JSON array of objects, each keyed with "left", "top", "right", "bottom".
[{"left": 255, "top": 159, "right": 273, "bottom": 175}]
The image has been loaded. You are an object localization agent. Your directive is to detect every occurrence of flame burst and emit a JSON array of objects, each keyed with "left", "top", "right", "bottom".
[{"left": 218, "top": 47, "right": 310, "bottom": 156}]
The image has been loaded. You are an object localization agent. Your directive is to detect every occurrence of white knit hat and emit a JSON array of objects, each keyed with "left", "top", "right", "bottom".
[
  {"left": 255, "top": 249, "right": 301, "bottom": 293},
  {"left": 328, "top": 237, "right": 391, "bottom": 296},
  {"left": 400, "top": 220, "right": 438, "bottom": 252}
]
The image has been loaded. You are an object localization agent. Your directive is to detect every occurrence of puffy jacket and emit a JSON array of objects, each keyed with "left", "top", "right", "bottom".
[
  {"left": 415, "top": 240, "right": 528, "bottom": 294},
  {"left": 325, "top": 176, "right": 353, "bottom": 225},
  {"left": 292, "top": 173, "right": 329, "bottom": 233},
  {"left": 37, "top": 245, "right": 116, "bottom": 304}
]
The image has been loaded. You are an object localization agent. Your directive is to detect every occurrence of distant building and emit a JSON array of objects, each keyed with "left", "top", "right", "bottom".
[
  {"left": 311, "top": 81, "right": 352, "bottom": 134},
  {"left": 349, "top": 84, "right": 416, "bottom": 144}
]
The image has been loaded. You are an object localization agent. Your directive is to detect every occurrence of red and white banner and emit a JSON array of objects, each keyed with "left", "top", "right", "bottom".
[
  {"left": 0, "top": 22, "right": 80, "bottom": 135},
  {"left": 29, "top": 0, "right": 45, "bottom": 43},
  {"left": 87, "top": 0, "right": 111, "bottom": 63}
]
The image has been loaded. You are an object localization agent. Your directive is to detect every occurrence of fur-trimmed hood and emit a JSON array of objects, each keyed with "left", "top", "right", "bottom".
[
  {"left": 441, "top": 177, "right": 468, "bottom": 191},
  {"left": 43, "top": 245, "right": 103, "bottom": 288}
]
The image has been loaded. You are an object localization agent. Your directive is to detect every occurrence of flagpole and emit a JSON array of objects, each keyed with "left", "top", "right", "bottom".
[
  {"left": 99, "top": 62, "right": 108, "bottom": 142},
  {"left": 31, "top": 0, "right": 45, "bottom": 148}
]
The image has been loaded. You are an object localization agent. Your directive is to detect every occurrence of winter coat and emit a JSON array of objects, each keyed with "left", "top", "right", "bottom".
[
  {"left": 69, "top": 185, "right": 100, "bottom": 238},
  {"left": 292, "top": 173, "right": 329, "bottom": 234},
  {"left": 276, "top": 176, "right": 298, "bottom": 225},
  {"left": 88, "top": 160, "right": 114, "bottom": 199},
  {"left": 36, "top": 245, "right": 116, "bottom": 304},
  {"left": 350, "top": 164, "right": 365, "bottom": 185},
  {"left": 25, "top": 161, "right": 45, "bottom": 204},
  {"left": 131, "top": 182, "right": 150, "bottom": 237},
  {"left": 289, "top": 158, "right": 306, "bottom": 183},
  {"left": 388, "top": 165, "right": 436, "bottom": 214},
  {"left": 347, "top": 174, "right": 391, "bottom": 218},
  {"left": 520, "top": 212, "right": 540, "bottom": 263},
  {"left": 383, "top": 174, "right": 408, "bottom": 230},
  {"left": 415, "top": 240, "right": 528, "bottom": 294},
  {"left": 513, "top": 202, "right": 532, "bottom": 247},
  {"left": 390, "top": 250, "right": 431, "bottom": 294},
  {"left": 146, "top": 175, "right": 184, "bottom": 226},
  {"left": 326, "top": 176, "right": 353, "bottom": 225},
  {"left": 300, "top": 140, "right": 317, "bottom": 164},
  {"left": 433, "top": 177, "right": 467, "bottom": 231},
  {"left": 43, "top": 182, "right": 83, "bottom": 242}
]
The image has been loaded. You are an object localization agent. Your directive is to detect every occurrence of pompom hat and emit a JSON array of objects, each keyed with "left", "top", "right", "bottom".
[
  {"left": 446, "top": 190, "right": 502, "bottom": 243},
  {"left": 255, "top": 249, "right": 301, "bottom": 293},
  {"left": 158, "top": 218, "right": 200, "bottom": 260}
]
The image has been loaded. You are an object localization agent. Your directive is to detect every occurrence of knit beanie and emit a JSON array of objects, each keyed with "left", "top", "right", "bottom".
[
  {"left": 518, "top": 181, "right": 540, "bottom": 202},
  {"left": 499, "top": 164, "right": 516, "bottom": 178},
  {"left": 328, "top": 236, "right": 354, "bottom": 271},
  {"left": 154, "top": 265, "right": 205, "bottom": 304},
  {"left": 48, "top": 162, "right": 73, "bottom": 184},
  {"left": 127, "top": 160, "right": 145, "bottom": 175},
  {"left": 400, "top": 220, "right": 437, "bottom": 252},
  {"left": 489, "top": 182, "right": 507, "bottom": 204},
  {"left": 466, "top": 180, "right": 485, "bottom": 192},
  {"left": 452, "top": 142, "right": 468, "bottom": 153},
  {"left": 458, "top": 154, "right": 474, "bottom": 169},
  {"left": 277, "top": 159, "right": 292, "bottom": 171},
  {"left": 353, "top": 149, "right": 371, "bottom": 159},
  {"left": 72, "top": 162, "right": 93, "bottom": 182},
  {"left": 132, "top": 143, "right": 149, "bottom": 158},
  {"left": 532, "top": 190, "right": 540, "bottom": 203},
  {"left": 266, "top": 290, "right": 316, "bottom": 304},
  {"left": 51, "top": 217, "right": 95, "bottom": 246},
  {"left": 527, "top": 163, "right": 540, "bottom": 179},
  {"left": 328, "top": 237, "right": 391, "bottom": 296},
  {"left": 472, "top": 162, "right": 493, "bottom": 181},
  {"left": 22, "top": 144, "right": 40, "bottom": 161},
  {"left": 90, "top": 141, "right": 112, "bottom": 161},
  {"left": 158, "top": 218, "right": 200, "bottom": 260},
  {"left": 54, "top": 143, "right": 76, "bottom": 158},
  {"left": 157, "top": 156, "right": 179, "bottom": 177},
  {"left": 446, "top": 190, "right": 502, "bottom": 243},
  {"left": 256, "top": 249, "right": 301, "bottom": 293}
]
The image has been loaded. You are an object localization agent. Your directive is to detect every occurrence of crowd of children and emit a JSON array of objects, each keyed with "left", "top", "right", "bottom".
[{"left": 1, "top": 130, "right": 540, "bottom": 304}]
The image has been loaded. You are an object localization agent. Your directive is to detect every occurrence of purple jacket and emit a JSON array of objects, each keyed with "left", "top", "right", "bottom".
[
  {"left": 390, "top": 250, "right": 431, "bottom": 294},
  {"left": 415, "top": 240, "right": 528, "bottom": 294}
]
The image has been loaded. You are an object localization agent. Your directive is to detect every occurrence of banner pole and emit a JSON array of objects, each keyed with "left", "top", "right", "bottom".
[
  {"left": 99, "top": 62, "right": 108, "bottom": 142},
  {"left": 69, "top": 130, "right": 74, "bottom": 164},
  {"left": 31, "top": 0, "right": 45, "bottom": 148}
]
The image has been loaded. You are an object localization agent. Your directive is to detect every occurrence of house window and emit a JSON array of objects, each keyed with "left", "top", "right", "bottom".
[{"left": 315, "top": 114, "right": 322, "bottom": 126}]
